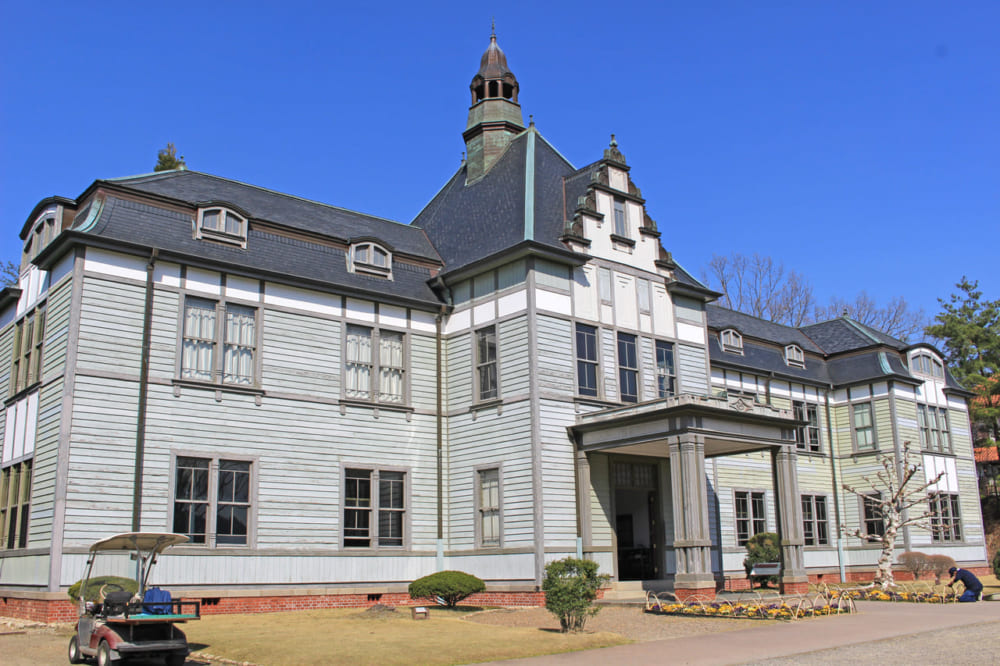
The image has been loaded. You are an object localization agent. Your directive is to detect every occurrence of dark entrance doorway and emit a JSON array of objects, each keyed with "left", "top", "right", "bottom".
[{"left": 613, "top": 461, "right": 660, "bottom": 580}]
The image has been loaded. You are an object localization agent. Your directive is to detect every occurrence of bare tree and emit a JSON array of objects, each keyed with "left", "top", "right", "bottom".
[
  {"left": 841, "top": 442, "right": 946, "bottom": 589},
  {"left": 815, "top": 292, "right": 926, "bottom": 342},
  {"left": 704, "top": 253, "right": 814, "bottom": 326}
]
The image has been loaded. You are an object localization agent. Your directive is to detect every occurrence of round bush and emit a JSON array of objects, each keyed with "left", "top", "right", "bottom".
[
  {"left": 67, "top": 575, "right": 138, "bottom": 602},
  {"left": 408, "top": 570, "right": 485, "bottom": 608},
  {"left": 542, "top": 557, "right": 609, "bottom": 633}
]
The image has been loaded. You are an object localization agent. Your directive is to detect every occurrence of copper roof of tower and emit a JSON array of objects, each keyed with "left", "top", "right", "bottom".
[{"left": 476, "top": 32, "right": 515, "bottom": 80}]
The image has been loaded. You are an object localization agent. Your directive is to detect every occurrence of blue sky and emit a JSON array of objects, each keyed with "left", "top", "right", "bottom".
[{"left": 1, "top": 1, "right": 996, "bottom": 323}]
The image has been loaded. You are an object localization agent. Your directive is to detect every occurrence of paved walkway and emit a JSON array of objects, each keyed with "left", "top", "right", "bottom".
[{"left": 487, "top": 600, "right": 1000, "bottom": 665}]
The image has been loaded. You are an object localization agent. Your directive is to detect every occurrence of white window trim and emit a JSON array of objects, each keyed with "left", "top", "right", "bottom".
[
  {"left": 720, "top": 329, "right": 743, "bottom": 354},
  {"left": 348, "top": 241, "right": 393, "bottom": 279},
  {"left": 195, "top": 206, "right": 248, "bottom": 247}
]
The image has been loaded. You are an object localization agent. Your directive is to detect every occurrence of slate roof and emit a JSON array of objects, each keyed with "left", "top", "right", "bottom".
[
  {"left": 707, "top": 305, "right": 823, "bottom": 353},
  {"left": 56, "top": 172, "right": 443, "bottom": 307},
  {"left": 413, "top": 129, "right": 578, "bottom": 272},
  {"left": 107, "top": 170, "right": 440, "bottom": 260},
  {"left": 799, "top": 318, "right": 906, "bottom": 353}
]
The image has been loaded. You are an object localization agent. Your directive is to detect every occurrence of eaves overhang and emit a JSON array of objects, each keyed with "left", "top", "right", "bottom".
[
  {"left": 665, "top": 280, "right": 721, "bottom": 303},
  {"left": 434, "top": 240, "right": 589, "bottom": 285},
  {"left": 33, "top": 231, "right": 444, "bottom": 312},
  {"left": 0, "top": 286, "right": 23, "bottom": 311}
]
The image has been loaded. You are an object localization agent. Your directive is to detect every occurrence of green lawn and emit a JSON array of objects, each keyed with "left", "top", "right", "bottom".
[{"left": 184, "top": 607, "right": 628, "bottom": 665}]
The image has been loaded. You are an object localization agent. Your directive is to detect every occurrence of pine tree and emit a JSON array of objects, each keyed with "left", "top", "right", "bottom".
[
  {"left": 925, "top": 277, "right": 1000, "bottom": 441},
  {"left": 154, "top": 143, "right": 186, "bottom": 172}
]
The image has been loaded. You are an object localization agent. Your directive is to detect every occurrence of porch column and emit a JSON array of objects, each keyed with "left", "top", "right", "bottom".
[
  {"left": 669, "top": 434, "right": 715, "bottom": 600},
  {"left": 772, "top": 445, "right": 809, "bottom": 594}
]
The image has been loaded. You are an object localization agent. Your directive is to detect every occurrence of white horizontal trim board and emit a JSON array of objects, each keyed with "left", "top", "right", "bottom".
[
  {"left": 84, "top": 248, "right": 149, "bottom": 283},
  {"left": 676, "top": 321, "right": 703, "bottom": 344},
  {"left": 345, "top": 297, "right": 375, "bottom": 323},
  {"left": 185, "top": 267, "right": 222, "bottom": 296},
  {"left": 923, "top": 455, "right": 958, "bottom": 493},
  {"left": 226, "top": 275, "right": 261, "bottom": 302},
  {"left": 535, "top": 289, "right": 570, "bottom": 316},
  {"left": 263, "top": 283, "right": 341, "bottom": 317}
]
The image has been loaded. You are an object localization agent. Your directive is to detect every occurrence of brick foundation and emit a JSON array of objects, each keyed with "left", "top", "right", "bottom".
[
  {"left": 674, "top": 587, "right": 716, "bottom": 601},
  {"left": 780, "top": 581, "right": 809, "bottom": 595},
  {"left": 0, "top": 596, "right": 77, "bottom": 624}
]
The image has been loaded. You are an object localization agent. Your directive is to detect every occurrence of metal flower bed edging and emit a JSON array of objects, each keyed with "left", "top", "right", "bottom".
[
  {"left": 821, "top": 581, "right": 960, "bottom": 604},
  {"left": 644, "top": 589, "right": 856, "bottom": 621}
]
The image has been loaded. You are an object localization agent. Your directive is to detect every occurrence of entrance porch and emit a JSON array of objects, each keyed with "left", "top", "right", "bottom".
[{"left": 570, "top": 394, "right": 810, "bottom": 599}]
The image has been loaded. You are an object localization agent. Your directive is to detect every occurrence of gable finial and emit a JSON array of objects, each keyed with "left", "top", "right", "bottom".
[{"left": 529, "top": 114, "right": 534, "bottom": 127}]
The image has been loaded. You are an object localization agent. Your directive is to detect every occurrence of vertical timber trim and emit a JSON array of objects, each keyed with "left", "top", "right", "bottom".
[
  {"left": 132, "top": 249, "right": 158, "bottom": 531},
  {"left": 48, "top": 248, "right": 86, "bottom": 592},
  {"left": 887, "top": 381, "right": 911, "bottom": 552},
  {"left": 526, "top": 261, "right": 545, "bottom": 586},
  {"left": 523, "top": 128, "right": 536, "bottom": 241}
]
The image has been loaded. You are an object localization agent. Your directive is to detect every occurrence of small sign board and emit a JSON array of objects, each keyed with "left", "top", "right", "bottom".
[{"left": 411, "top": 606, "right": 429, "bottom": 620}]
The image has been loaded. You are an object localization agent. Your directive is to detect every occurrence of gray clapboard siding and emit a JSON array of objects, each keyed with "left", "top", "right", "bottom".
[
  {"left": 539, "top": 399, "right": 580, "bottom": 545},
  {"left": 677, "top": 344, "right": 708, "bottom": 396},
  {"left": 261, "top": 309, "right": 340, "bottom": 399},
  {"left": 445, "top": 331, "right": 472, "bottom": 408},
  {"left": 588, "top": 453, "right": 613, "bottom": 546},
  {"left": 27, "top": 378, "right": 64, "bottom": 546},
  {"left": 409, "top": 334, "right": 438, "bottom": 411},
  {"left": 76, "top": 276, "right": 145, "bottom": 374},
  {"left": 0, "top": 325, "right": 12, "bottom": 444},
  {"left": 600, "top": 328, "right": 618, "bottom": 401},
  {"left": 536, "top": 315, "right": 574, "bottom": 394},
  {"left": 499, "top": 317, "right": 529, "bottom": 396},
  {"left": 639, "top": 337, "right": 656, "bottom": 401},
  {"left": 41, "top": 277, "right": 73, "bottom": 380},
  {"left": 147, "top": 289, "right": 180, "bottom": 379}
]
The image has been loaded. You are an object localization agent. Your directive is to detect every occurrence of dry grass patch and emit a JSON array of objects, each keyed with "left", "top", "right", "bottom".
[{"left": 185, "top": 606, "right": 627, "bottom": 665}]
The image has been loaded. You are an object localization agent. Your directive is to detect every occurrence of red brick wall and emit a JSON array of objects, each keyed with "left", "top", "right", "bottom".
[{"left": 0, "top": 596, "right": 76, "bottom": 624}]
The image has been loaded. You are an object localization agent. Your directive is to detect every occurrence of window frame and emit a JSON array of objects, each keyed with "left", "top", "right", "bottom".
[
  {"left": 784, "top": 344, "right": 805, "bottom": 368},
  {"left": 860, "top": 492, "right": 885, "bottom": 539},
  {"left": 734, "top": 489, "right": 767, "bottom": 546},
  {"left": 929, "top": 492, "right": 962, "bottom": 542},
  {"left": 918, "top": 404, "right": 952, "bottom": 454},
  {"left": 475, "top": 325, "right": 499, "bottom": 402},
  {"left": 910, "top": 352, "right": 944, "bottom": 379},
  {"left": 348, "top": 241, "right": 393, "bottom": 279},
  {"left": 195, "top": 206, "right": 248, "bottom": 247},
  {"left": 178, "top": 296, "right": 261, "bottom": 388},
  {"left": 851, "top": 402, "right": 877, "bottom": 451},
  {"left": 655, "top": 339, "right": 676, "bottom": 398},
  {"left": 612, "top": 199, "right": 628, "bottom": 237},
  {"left": 169, "top": 453, "right": 256, "bottom": 548},
  {"left": 720, "top": 329, "right": 743, "bottom": 354},
  {"left": 9, "top": 305, "right": 46, "bottom": 398},
  {"left": 0, "top": 459, "right": 32, "bottom": 550},
  {"left": 341, "top": 464, "right": 410, "bottom": 550},
  {"left": 342, "top": 324, "right": 408, "bottom": 405},
  {"left": 575, "top": 323, "right": 600, "bottom": 398},
  {"left": 793, "top": 400, "right": 821, "bottom": 453},
  {"left": 474, "top": 465, "right": 503, "bottom": 549},
  {"left": 801, "top": 494, "right": 830, "bottom": 546},
  {"left": 617, "top": 331, "right": 639, "bottom": 403}
]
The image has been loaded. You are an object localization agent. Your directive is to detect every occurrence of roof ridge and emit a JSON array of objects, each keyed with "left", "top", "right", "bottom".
[
  {"left": 842, "top": 317, "right": 884, "bottom": 345},
  {"left": 107, "top": 169, "right": 418, "bottom": 231}
]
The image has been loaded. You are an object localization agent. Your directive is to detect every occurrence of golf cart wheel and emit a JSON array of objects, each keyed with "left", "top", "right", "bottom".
[
  {"left": 97, "top": 640, "right": 120, "bottom": 666},
  {"left": 165, "top": 652, "right": 187, "bottom": 666},
  {"left": 67, "top": 635, "right": 85, "bottom": 664}
]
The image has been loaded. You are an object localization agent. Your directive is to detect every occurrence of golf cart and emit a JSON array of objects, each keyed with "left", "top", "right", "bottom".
[{"left": 68, "top": 532, "right": 200, "bottom": 666}]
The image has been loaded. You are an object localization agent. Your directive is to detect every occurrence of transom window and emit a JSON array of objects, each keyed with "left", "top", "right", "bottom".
[
  {"left": 575, "top": 324, "right": 599, "bottom": 398},
  {"left": 785, "top": 345, "right": 805, "bottom": 368},
  {"left": 344, "top": 325, "right": 405, "bottom": 404},
  {"left": 735, "top": 490, "right": 766, "bottom": 546},
  {"left": 349, "top": 242, "right": 392, "bottom": 278},
  {"left": 910, "top": 352, "right": 944, "bottom": 379},
  {"left": 343, "top": 468, "right": 406, "bottom": 548},
  {"left": 181, "top": 298, "right": 257, "bottom": 386},
  {"left": 196, "top": 206, "right": 247, "bottom": 246},
  {"left": 617, "top": 332, "right": 638, "bottom": 403},
  {"left": 720, "top": 329, "right": 743, "bottom": 354}
]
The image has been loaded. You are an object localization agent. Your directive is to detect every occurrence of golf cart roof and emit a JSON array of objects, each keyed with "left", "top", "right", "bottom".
[{"left": 89, "top": 532, "right": 189, "bottom": 554}]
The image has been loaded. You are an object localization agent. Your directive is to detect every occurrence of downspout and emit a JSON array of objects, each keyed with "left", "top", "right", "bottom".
[
  {"left": 132, "top": 249, "right": 158, "bottom": 531},
  {"left": 824, "top": 388, "right": 847, "bottom": 582}
]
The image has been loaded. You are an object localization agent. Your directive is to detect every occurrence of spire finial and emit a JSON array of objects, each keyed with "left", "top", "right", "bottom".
[
  {"left": 491, "top": 17, "right": 496, "bottom": 39},
  {"left": 529, "top": 114, "right": 534, "bottom": 127},
  {"left": 610, "top": 133, "right": 618, "bottom": 147}
]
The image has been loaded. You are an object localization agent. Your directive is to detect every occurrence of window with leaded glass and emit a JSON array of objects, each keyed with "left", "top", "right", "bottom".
[
  {"left": 576, "top": 324, "right": 599, "bottom": 397},
  {"left": 735, "top": 490, "right": 766, "bottom": 545},
  {"left": 617, "top": 332, "right": 638, "bottom": 403}
]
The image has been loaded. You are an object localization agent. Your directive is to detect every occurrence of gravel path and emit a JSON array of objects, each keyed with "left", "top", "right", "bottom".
[{"left": 465, "top": 605, "right": 774, "bottom": 641}]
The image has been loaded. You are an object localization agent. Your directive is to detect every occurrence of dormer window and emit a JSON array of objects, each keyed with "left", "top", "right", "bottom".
[
  {"left": 196, "top": 206, "right": 247, "bottom": 247},
  {"left": 720, "top": 329, "right": 743, "bottom": 354},
  {"left": 911, "top": 352, "right": 944, "bottom": 379},
  {"left": 785, "top": 345, "right": 805, "bottom": 368},
  {"left": 23, "top": 214, "right": 57, "bottom": 262},
  {"left": 349, "top": 242, "right": 392, "bottom": 279}
]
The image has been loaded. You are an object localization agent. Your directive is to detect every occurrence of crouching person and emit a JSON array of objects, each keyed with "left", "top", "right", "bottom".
[{"left": 947, "top": 567, "right": 984, "bottom": 602}]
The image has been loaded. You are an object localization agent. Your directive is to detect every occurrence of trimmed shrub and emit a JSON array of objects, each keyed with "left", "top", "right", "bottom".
[
  {"left": 743, "top": 532, "right": 780, "bottom": 588},
  {"left": 897, "top": 551, "right": 930, "bottom": 580},
  {"left": 67, "top": 576, "right": 138, "bottom": 602},
  {"left": 927, "top": 554, "right": 956, "bottom": 584},
  {"left": 408, "top": 570, "right": 485, "bottom": 608},
  {"left": 542, "top": 557, "right": 609, "bottom": 633}
]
